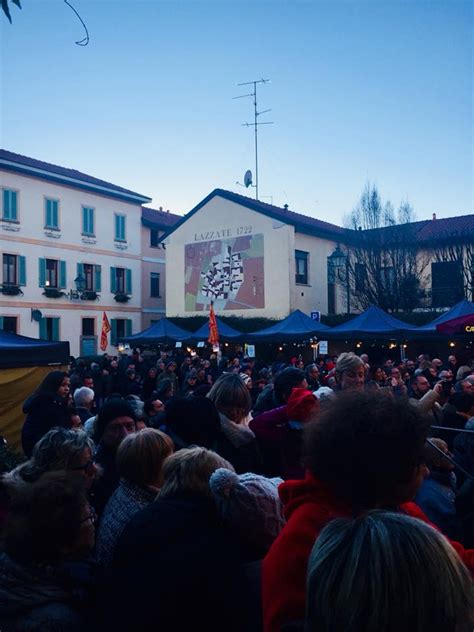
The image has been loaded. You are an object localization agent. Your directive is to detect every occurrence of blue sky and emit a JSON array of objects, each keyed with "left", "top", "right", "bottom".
[{"left": 1, "top": 0, "right": 472, "bottom": 224}]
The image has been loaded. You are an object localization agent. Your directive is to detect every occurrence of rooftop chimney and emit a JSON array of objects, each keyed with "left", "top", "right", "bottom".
[
  {"left": 432, "top": 213, "right": 437, "bottom": 220},
  {"left": 283, "top": 204, "right": 289, "bottom": 211}
]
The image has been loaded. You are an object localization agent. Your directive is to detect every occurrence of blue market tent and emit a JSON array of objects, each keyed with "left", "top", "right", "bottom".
[
  {"left": 0, "top": 330, "right": 70, "bottom": 368},
  {"left": 324, "top": 305, "right": 416, "bottom": 340},
  {"left": 411, "top": 300, "right": 474, "bottom": 337},
  {"left": 246, "top": 309, "right": 329, "bottom": 342},
  {"left": 186, "top": 318, "right": 244, "bottom": 344},
  {"left": 120, "top": 318, "right": 191, "bottom": 345}
]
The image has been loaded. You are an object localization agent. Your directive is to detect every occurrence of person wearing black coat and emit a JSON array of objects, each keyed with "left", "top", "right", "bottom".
[
  {"left": 102, "top": 448, "right": 245, "bottom": 632},
  {"left": 21, "top": 371, "right": 72, "bottom": 457}
]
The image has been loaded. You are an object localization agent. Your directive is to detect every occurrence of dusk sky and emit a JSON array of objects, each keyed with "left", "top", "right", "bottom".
[{"left": 1, "top": 0, "right": 472, "bottom": 224}]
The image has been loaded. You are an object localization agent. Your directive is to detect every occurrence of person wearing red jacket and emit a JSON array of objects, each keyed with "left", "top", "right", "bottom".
[{"left": 262, "top": 390, "right": 474, "bottom": 632}]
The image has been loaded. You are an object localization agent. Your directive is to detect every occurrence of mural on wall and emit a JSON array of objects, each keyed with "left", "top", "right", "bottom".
[{"left": 185, "top": 233, "right": 264, "bottom": 311}]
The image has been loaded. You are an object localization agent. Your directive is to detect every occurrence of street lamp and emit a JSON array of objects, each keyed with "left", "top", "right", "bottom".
[
  {"left": 74, "top": 274, "right": 86, "bottom": 292},
  {"left": 328, "top": 246, "right": 350, "bottom": 315}
]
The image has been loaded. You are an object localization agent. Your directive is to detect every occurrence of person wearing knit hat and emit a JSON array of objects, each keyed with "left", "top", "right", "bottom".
[
  {"left": 91, "top": 399, "right": 137, "bottom": 516},
  {"left": 286, "top": 388, "right": 318, "bottom": 425},
  {"left": 209, "top": 468, "right": 285, "bottom": 557}
]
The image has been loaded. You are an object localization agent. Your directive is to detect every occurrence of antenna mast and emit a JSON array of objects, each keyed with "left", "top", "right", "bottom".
[{"left": 234, "top": 78, "right": 273, "bottom": 200}]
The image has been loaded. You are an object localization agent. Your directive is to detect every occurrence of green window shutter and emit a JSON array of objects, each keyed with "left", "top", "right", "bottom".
[
  {"left": 89, "top": 208, "right": 94, "bottom": 235},
  {"left": 51, "top": 318, "right": 59, "bottom": 341},
  {"left": 0, "top": 317, "right": 4, "bottom": 330},
  {"left": 3, "top": 190, "right": 17, "bottom": 221},
  {"left": 114, "top": 215, "right": 119, "bottom": 240},
  {"left": 39, "top": 318, "right": 47, "bottom": 340},
  {"left": 94, "top": 265, "right": 102, "bottom": 292},
  {"left": 39, "top": 258, "right": 46, "bottom": 287},
  {"left": 53, "top": 201, "right": 58, "bottom": 228},
  {"left": 18, "top": 256, "right": 26, "bottom": 286},
  {"left": 77, "top": 262, "right": 84, "bottom": 281},
  {"left": 45, "top": 199, "right": 51, "bottom": 227},
  {"left": 111, "top": 319, "right": 117, "bottom": 345},
  {"left": 110, "top": 267, "right": 117, "bottom": 293},
  {"left": 60, "top": 261, "right": 67, "bottom": 289},
  {"left": 126, "top": 319, "right": 132, "bottom": 336},
  {"left": 125, "top": 269, "right": 132, "bottom": 294}
]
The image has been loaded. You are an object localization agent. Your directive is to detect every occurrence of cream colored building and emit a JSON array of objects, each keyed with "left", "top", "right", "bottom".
[
  {"left": 0, "top": 149, "right": 151, "bottom": 357},
  {"left": 162, "top": 189, "right": 345, "bottom": 320}
]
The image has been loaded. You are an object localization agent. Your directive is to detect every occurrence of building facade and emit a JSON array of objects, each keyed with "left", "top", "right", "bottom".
[
  {"left": 162, "top": 189, "right": 346, "bottom": 320},
  {"left": 0, "top": 150, "right": 151, "bottom": 357},
  {"left": 141, "top": 206, "right": 181, "bottom": 330},
  {"left": 162, "top": 189, "right": 473, "bottom": 321}
]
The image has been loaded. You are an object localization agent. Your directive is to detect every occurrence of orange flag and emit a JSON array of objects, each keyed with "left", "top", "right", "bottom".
[
  {"left": 208, "top": 302, "right": 219, "bottom": 346},
  {"left": 100, "top": 312, "right": 111, "bottom": 351}
]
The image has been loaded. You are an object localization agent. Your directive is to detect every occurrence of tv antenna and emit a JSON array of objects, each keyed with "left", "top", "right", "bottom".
[{"left": 233, "top": 78, "right": 273, "bottom": 200}]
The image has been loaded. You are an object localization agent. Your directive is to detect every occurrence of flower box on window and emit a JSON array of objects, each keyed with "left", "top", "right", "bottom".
[
  {"left": 43, "top": 288, "right": 66, "bottom": 299},
  {"left": 114, "top": 292, "right": 131, "bottom": 303},
  {"left": 1, "top": 284, "right": 23, "bottom": 296},
  {"left": 81, "top": 290, "right": 99, "bottom": 301}
]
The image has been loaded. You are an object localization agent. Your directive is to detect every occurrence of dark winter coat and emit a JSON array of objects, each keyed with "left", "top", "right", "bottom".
[
  {"left": 250, "top": 406, "right": 306, "bottom": 479},
  {"left": 0, "top": 553, "right": 96, "bottom": 632},
  {"left": 21, "top": 393, "right": 71, "bottom": 457},
  {"left": 90, "top": 443, "right": 120, "bottom": 518},
  {"left": 415, "top": 470, "right": 463, "bottom": 541},
  {"left": 103, "top": 493, "right": 245, "bottom": 632}
]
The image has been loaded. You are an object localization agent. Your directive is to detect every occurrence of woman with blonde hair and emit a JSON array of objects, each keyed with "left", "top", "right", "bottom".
[
  {"left": 305, "top": 510, "right": 474, "bottom": 632},
  {"left": 207, "top": 373, "right": 262, "bottom": 473},
  {"left": 96, "top": 428, "right": 173, "bottom": 565},
  {"left": 104, "top": 447, "right": 246, "bottom": 631},
  {"left": 334, "top": 352, "right": 366, "bottom": 391}
]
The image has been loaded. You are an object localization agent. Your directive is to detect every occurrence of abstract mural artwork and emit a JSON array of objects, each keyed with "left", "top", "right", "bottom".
[{"left": 184, "top": 234, "right": 264, "bottom": 311}]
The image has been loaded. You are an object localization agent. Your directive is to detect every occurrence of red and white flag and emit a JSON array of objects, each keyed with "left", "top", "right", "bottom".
[{"left": 100, "top": 312, "right": 111, "bottom": 351}]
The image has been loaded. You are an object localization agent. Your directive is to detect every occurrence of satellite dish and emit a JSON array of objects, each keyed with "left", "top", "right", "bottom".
[
  {"left": 31, "top": 309, "right": 43, "bottom": 322},
  {"left": 244, "top": 170, "right": 253, "bottom": 188}
]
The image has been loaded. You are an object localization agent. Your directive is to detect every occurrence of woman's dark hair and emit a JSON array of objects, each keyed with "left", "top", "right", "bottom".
[
  {"left": 165, "top": 396, "right": 220, "bottom": 449},
  {"left": 304, "top": 391, "right": 430, "bottom": 508},
  {"left": 157, "top": 378, "right": 173, "bottom": 397},
  {"left": 368, "top": 366, "right": 385, "bottom": 382},
  {"left": 36, "top": 371, "right": 69, "bottom": 395},
  {"left": 5, "top": 471, "right": 88, "bottom": 564},
  {"left": 274, "top": 368, "right": 306, "bottom": 404}
]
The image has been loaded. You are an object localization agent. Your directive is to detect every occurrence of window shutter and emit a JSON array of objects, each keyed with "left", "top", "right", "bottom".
[
  {"left": 18, "top": 256, "right": 26, "bottom": 286},
  {"left": 94, "top": 265, "right": 102, "bottom": 292},
  {"left": 110, "top": 267, "right": 117, "bottom": 293},
  {"left": 3, "top": 190, "right": 17, "bottom": 221},
  {"left": 0, "top": 317, "right": 3, "bottom": 330},
  {"left": 126, "top": 319, "right": 132, "bottom": 336},
  {"left": 111, "top": 319, "right": 117, "bottom": 345},
  {"left": 2, "top": 190, "right": 9, "bottom": 219},
  {"left": 39, "top": 318, "right": 47, "bottom": 340},
  {"left": 45, "top": 199, "right": 51, "bottom": 227},
  {"left": 53, "top": 201, "right": 58, "bottom": 228},
  {"left": 60, "top": 261, "right": 67, "bottom": 289},
  {"left": 52, "top": 318, "right": 59, "bottom": 341},
  {"left": 39, "top": 258, "right": 46, "bottom": 287},
  {"left": 114, "top": 215, "right": 119, "bottom": 240},
  {"left": 126, "top": 269, "right": 132, "bottom": 294}
]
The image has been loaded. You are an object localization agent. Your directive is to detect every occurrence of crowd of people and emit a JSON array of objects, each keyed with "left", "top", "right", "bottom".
[{"left": 0, "top": 347, "right": 473, "bottom": 630}]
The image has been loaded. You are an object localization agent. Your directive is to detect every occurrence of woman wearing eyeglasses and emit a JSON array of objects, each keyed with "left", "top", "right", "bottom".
[{"left": 0, "top": 471, "right": 97, "bottom": 631}]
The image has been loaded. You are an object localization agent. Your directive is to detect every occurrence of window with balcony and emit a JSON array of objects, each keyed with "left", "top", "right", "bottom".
[
  {"left": 39, "top": 258, "right": 66, "bottom": 290},
  {"left": 77, "top": 263, "right": 101, "bottom": 292},
  {"left": 111, "top": 267, "right": 132, "bottom": 295},
  {"left": 2, "top": 254, "right": 26, "bottom": 288}
]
